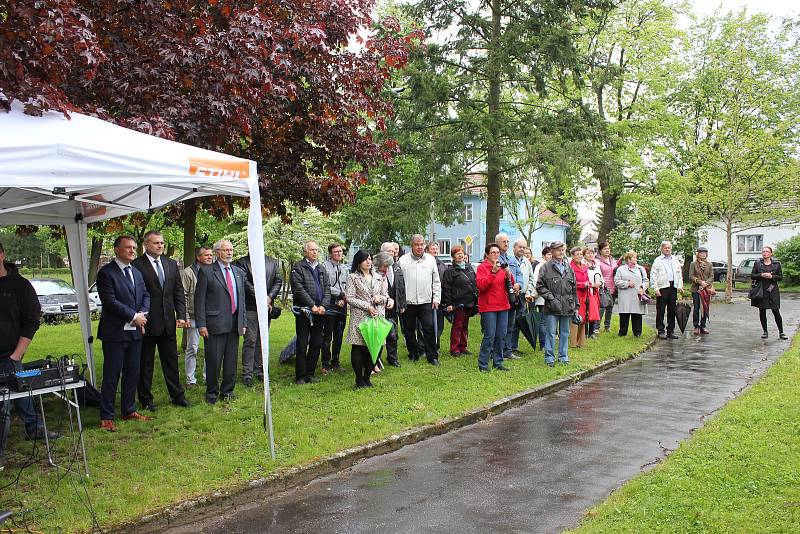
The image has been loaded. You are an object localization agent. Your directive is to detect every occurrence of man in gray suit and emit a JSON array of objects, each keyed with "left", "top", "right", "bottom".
[{"left": 195, "top": 239, "right": 246, "bottom": 404}]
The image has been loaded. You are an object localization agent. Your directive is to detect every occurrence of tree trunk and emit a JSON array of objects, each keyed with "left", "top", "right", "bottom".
[
  {"left": 597, "top": 189, "right": 618, "bottom": 243},
  {"left": 182, "top": 198, "right": 197, "bottom": 269},
  {"left": 88, "top": 236, "right": 103, "bottom": 285},
  {"left": 725, "top": 220, "right": 733, "bottom": 302},
  {"left": 484, "top": 0, "right": 502, "bottom": 243}
]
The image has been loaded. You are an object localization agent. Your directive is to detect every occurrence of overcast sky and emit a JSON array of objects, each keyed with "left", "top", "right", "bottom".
[{"left": 691, "top": 0, "right": 798, "bottom": 18}]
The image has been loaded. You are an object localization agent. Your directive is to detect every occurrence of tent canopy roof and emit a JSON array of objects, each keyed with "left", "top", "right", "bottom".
[{"left": 0, "top": 102, "right": 255, "bottom": 225}]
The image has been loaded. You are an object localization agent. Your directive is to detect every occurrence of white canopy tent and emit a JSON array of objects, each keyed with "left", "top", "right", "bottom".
[{"left": 0, "top": 102, "right": 275, "bottom": 457}]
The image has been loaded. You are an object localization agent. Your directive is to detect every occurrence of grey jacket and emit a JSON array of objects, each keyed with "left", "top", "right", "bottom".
[
  {"left": 535, "top": 259, "right": 578, "bottom": 316},
  {"left": 322, "top": 259, "right": 349, "bottom": 302}
]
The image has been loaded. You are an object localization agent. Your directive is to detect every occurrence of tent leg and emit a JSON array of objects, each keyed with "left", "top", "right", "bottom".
[{"left": 65, "top": 220, "right": 96, "bottom": 386}]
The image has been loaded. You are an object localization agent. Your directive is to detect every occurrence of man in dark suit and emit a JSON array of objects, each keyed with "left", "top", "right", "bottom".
[
  {"left": 96, "top": 235, "right": 151, "bottom": 431},
  {"left": 132, "top": 231, "right": 189, "bottom": 411},
  {"left": 234, "top": 253, "right": 282, "bottom": 386},
  {"left": 195, "top": 239, "right": 246, "bottom": 404},
  {"left": 380, "top": 242, "right": 406, "bottom": 367}
]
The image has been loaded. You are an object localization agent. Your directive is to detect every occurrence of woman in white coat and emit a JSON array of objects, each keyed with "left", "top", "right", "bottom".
[{"left": 614, "top": 251, "right": 648, "bottom": 337}]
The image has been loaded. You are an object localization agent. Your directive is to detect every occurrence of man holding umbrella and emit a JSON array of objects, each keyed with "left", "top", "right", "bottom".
[
  {"left": 689, "top": 246, "right": 714, "bottom": 335},
  {"left": 650, "top": 241, "right": 683, "bottom": 339}
]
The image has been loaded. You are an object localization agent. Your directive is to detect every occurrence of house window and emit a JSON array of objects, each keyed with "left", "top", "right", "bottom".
[
  {"left": 737, "top": 234, "right": 763, "bottom": 253},
  {"left": 459, "top": 239, "right": 473, "bottom": 257},
  {"left": 464, "top": 203, "right": 473, "bottom": 222},
  {"left": 437, "top": 239, "right": 451, "bottom": 255}
]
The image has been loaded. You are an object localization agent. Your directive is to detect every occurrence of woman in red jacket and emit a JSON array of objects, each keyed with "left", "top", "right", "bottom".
[
  {"left": 569, "top": 247, "right": 590, "bottom": 348},
  {"left": 475, "top": 243, "right": 514, "bottom": 372}
]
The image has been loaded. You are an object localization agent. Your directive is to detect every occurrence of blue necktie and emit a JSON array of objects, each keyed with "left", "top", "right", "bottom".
[
  {"left": 154, "top": 259, "right": 165, "bottom": 288},
  {"left": 124, "top": 266, "right": 135, "bottom": 296}
]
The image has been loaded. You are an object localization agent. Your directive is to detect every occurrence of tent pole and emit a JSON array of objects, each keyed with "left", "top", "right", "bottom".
[
  {"left": 65, "top": 219, "right": 97, "bottom": 385},
  {"left": 245, "top": 169, "right": 275, "bottom": 460}
]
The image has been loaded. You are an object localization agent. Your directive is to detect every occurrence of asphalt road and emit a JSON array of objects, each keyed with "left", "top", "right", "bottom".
[{"left": 165, "top": 298, "right": 798, "bottom": 534}]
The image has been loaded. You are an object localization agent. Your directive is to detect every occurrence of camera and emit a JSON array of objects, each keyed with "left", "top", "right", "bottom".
[{"left": 499, "top": 261, "right": 508, "bottom": 270}]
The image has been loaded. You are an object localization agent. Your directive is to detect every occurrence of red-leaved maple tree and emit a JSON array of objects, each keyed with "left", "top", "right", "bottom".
[{"left": 1, "top": 0, "right": 421, "bottom": 215}]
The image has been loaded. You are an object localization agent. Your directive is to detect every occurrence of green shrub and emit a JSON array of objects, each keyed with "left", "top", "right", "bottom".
[{"left": 775, "top": 234, "right": 800, "bottom": 285}]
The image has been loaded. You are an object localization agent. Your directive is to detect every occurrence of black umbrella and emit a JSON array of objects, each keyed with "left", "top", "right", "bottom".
[
  {"left": 515, "top": 310, "right": 538, "bottom": 349},
  {"left": 675, "top": 300, "right": 692, "bottom": 333},
  {"left": 279, "top": 336, "right": 297, "bottom": 364}
]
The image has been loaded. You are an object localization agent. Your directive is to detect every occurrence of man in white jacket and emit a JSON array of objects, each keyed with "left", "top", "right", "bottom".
[
  {"left": 649, "top": 241, "right": 683, "bottom": 339},
  {"left": 397, "top": 234, "right": 442, "bottom": 365}
]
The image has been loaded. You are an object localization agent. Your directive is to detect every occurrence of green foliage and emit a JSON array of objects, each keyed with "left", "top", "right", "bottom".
[
  {"left": 776, "top": 234, "right": 800, "bottom": 286},
  {"left": 1, "top": 315, "right": 651, "bottom": 532},
  {"left": 573, "top": 335, "right": 800, "bottom": 534},
  {"left": 0, "top": 227, "right": 65, "bottom": 268}
]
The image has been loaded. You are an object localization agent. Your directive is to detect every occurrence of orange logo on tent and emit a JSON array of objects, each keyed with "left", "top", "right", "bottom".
[
  {"left": 189, "top": 157, "right": 250, "bottom": 179},
  {"left": 84, "top": 195, "right": 108, "bottom": 218}
]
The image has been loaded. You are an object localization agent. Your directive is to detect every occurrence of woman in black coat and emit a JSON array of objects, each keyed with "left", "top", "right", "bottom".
[
  {"left": 750, "top": 246, "right": 787, "bottom": 340},
  {"left": 440, "top": 245, "right": 477, "bottom": 356}
]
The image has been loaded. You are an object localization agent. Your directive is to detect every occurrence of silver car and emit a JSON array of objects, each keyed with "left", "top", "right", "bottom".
[{"left": 31, "top": 278, "right": 98, "bottom": 322}]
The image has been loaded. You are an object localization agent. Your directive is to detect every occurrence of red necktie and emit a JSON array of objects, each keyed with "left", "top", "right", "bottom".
[{"left": 224, "top": 266, "right": 236, "bottom": 314}]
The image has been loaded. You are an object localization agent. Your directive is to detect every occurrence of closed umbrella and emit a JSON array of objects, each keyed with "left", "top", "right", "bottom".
[
  {"left": 358, "top": 316, "right": 395, "bottom": 364},
  {"left": 279, "top": 336, "right": 297, "bottom": 364},
  {"left": 515, "top": 310, "right": 538, "bottom": 349},
  {"left": 675, "top": 300, "right": 692, "bottom": 333},
  {"left": 699, "top": 287, "right": 713, "bottom": 321}
]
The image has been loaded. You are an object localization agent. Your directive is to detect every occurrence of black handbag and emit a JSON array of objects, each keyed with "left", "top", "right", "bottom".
[{"left": 748, "top": 281, "right": 763, "bottom": 301}]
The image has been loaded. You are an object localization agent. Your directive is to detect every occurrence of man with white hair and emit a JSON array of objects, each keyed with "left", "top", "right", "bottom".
[
  {"left": 290, "top": 241, "right": 330, "bottom": 384},
  {"left": 495, "top": 233, "right": 523, "bottom": 359},
  {"left": 381, "top": 242, "right": 406, "bottom": 367},
  {"left": 397, "top": 234, "right": 442, "bottom": 365},
  {"left": 195, "top": 239, "right": 247, "bottom": 404},
  {"left": 509, "top": 237, "right": 533, "bottom": 354},
  {"left": 650, "top": 240, "right": 683, "bottom": 339}
]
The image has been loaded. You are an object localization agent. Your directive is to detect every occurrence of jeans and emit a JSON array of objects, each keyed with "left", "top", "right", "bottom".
[
  {"left": 544, "top": 314, "right": 571, "bottom": 364},
  {"left": 478, "top": 310, "right": 508, "bottom": 370},
  {"left": 504, "top": 299, "right": 525, "bottom": 356},
  {"left": 691, "top": 292, "right": 708, "bottom": 329},
  {"left": 1, "top": 358, "right": 42, "bottom": 460},
  {"left": 535, "top": 306, "right": 547, "bottom": 349},
  {"left": 183, "top": 319, "right": 204, "bottom": 385}
]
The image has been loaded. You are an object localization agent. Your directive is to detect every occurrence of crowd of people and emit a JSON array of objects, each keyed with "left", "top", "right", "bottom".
[{"left": 0, "top": 232, "right": 791, "bottom": 451}]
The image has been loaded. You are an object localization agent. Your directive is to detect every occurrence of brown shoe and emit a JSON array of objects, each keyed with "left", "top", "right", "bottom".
[
  {"left": 700, "top": 328, "right": 710, "bottom": 334},
  {"left": 693, "top": 328, "right": 700, "bottom": 335},
  {"left": 122, "top": 411, "right": 152, "bottom": 421},
  {"left": 100, "top": 419, "right": 117, "bottom": 432}
]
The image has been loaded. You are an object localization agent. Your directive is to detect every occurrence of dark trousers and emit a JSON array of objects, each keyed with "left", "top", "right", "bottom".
[
  {"left": 295, "top": 314, "right": 324, "bottom": 381},
  {"left": 350, "top": 345, "right": 373, "bottom": 387},
  {"left": 691, "top": 292, "right": 708, "bottom": 328},
  {"left": 242, "top": 309, "right": 264, "bottom": 381},
  {"left": 1, "top": 358, "right": 43, "bottom": 459},
  {"left": 449, "top": 307, "right": 470, "bottom": 353},
  {"left": 205, "top": 323, "right": 239, "bottom": 401},
  {"left": 402, "top": 304, "right": 438, "bottom": 361},
  {"left": 618, "top": 313, "right": 643, "bottom": 337},
  {"left": 759, "top": 308, "right": 784, "bottom": 333},
  {"left": 599, "top": 294, "right": 615, "bottom": 330},
  {"left": 322, "top": 312, "right": 347, "bottom": 368},
  {"left": 655, "top": 283, "right": 678, "bottom": 334},
  {"left": 139, "top": 333, "right": 185, "bottom": 404},
  {"left": 100, "top": 338, "right": 142, "bottom": 420},
  {"left": 384, "top": 313, "right": 399, "bottom": 364}
]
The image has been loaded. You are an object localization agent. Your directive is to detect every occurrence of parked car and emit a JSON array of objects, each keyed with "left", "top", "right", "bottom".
[
  {"left": 731, "top": 258, "right": 759, "bottom": 288},
  {"left": 88, "top": 281, "right": 102, "bottom": 312},
  {"left": 31, "top": 278, "right": 97, "bottom": 322},
  {"left": 712, "top": 261, "right": 728, "bottom": 282}
]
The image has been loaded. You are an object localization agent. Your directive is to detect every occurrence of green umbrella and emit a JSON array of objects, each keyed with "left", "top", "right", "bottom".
[{"left": 358, "top": 316, "right": 394, "bottom": 364}]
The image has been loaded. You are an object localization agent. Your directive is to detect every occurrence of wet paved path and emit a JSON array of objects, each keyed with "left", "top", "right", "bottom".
[{"left": 170, "top": 299, "right": 799, "bottom": 534}]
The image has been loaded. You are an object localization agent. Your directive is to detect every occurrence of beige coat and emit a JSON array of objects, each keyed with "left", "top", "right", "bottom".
[{"left": 346, "top": 271, "right": 389, "bottom": 346}]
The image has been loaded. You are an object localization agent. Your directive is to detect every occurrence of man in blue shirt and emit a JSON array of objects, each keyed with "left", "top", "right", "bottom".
[{"left": 496, "top": 233, "right": 523, "bottom": 359}]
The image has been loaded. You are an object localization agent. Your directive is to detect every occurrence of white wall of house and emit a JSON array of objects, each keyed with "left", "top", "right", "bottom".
[{"left": 699, "top": 223, "right": 800, "bottom": 266}]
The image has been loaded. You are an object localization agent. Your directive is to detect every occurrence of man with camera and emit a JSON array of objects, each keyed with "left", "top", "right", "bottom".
[
  {"left": 535, "top": 241, "right": 578, "bottom": 367},
  {"left": 320, "top": 243, "right": 348, "bottom": 373},
  {"left": 495, "top": 233, "right": 523, "bottom": 360}
]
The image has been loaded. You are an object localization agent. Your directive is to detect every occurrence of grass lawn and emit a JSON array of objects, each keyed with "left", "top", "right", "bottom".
[
  {"left": 572, "top": 336, "right": 800, "bottom": 534},
  {"left": 2, "top": 312, "right": 651, "bottom": 532}
]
